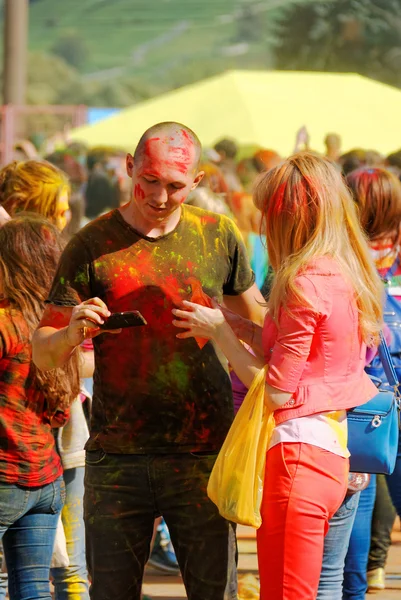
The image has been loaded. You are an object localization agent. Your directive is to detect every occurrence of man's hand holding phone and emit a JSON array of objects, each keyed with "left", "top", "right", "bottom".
[
  {"left": 64, "top": 297, "right": 117, "bottom": 347},
  {"left": 64, "top": 298, "right": 147, "bottom": 348}
]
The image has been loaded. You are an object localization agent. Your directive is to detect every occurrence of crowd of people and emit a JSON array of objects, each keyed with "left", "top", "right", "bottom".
[{"left": 0, "top": 121, "right": 400, "bottom": 600}]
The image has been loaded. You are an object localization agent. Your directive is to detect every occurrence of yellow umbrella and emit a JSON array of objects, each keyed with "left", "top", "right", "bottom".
[{"left": 69, "top": 70, "right": 401, "bottom": 156}]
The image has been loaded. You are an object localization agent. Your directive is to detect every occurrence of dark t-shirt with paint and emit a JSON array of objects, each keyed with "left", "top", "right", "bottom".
[{"left": 47, "top": 205, "right": 255, "bottom": 453}]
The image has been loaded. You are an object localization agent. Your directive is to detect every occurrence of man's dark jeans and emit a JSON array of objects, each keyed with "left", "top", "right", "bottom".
[{"left": 84, "top": 450, "right": 237, "bottom": 600}]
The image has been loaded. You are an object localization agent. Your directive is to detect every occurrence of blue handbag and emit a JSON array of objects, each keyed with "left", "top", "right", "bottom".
[{"left": 347, "top": 333, "right": 401, "bottom": 474}]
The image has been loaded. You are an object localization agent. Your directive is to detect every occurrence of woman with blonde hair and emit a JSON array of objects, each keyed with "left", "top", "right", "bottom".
[
  {"left": 172, "top": 152, "right": 382, "bottom": 599},
  {"left": 0, "top": 159, "right": 71, "bottom": 232}
]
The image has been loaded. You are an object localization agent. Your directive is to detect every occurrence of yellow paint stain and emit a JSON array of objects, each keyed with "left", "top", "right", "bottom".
[
  {"left": 53, "top": 498, "right": 88, "bottom": 599},
  {"left": 325, "top": 410, "right": 348, "bottom": 452}
]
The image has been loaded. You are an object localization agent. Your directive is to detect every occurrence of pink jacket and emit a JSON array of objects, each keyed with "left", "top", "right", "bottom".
[{"left": 262, "top": 256, "right": 377, "bottom": 425}]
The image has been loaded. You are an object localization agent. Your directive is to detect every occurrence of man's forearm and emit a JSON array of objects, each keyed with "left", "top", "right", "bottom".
[{"left": 32, "top": 326, "right": 77, "bottom": 371}]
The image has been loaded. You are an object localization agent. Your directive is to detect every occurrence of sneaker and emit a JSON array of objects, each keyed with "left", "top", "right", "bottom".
[
  {"left": 148, "top": 520, "right": 180, "bottom": 576},
  {"left": 367, "top": 567, "right": 385, "bottom": 592}
]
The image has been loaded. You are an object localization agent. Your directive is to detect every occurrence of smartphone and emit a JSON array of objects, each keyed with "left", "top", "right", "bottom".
[{"left": 100, "top": 311, "right": 147, "bottom": 330}]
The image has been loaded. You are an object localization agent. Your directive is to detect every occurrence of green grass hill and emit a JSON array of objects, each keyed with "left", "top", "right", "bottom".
[{"left": 26, "top": 0, "right": 291, "bottom": 87}]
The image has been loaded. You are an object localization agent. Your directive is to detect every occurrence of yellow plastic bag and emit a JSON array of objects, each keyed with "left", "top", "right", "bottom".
[{"left": 207, "top": 366, "right": 275, "bottom": 528}]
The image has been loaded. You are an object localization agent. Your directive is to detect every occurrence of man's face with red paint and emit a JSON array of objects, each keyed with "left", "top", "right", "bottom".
[{"left": 126, "top": 134, "right": 204, "bottom": 226}]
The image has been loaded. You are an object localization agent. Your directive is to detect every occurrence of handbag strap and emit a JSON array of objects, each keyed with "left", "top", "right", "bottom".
[{"left": 377, "top": 331, "right": 399, "bottom": 387}]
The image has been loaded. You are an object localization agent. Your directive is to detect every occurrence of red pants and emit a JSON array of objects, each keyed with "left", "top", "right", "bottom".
[{"left": 257, "top": 442, "right": 349, "bottom": 600}]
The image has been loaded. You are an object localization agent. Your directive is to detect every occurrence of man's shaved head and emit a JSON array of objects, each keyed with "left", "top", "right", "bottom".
[
  {"left": 133, "top": 122, "right": 202, "bottom": 172},
  {"left": 125, "top": 122, "right": 205, "bottom": 229}
]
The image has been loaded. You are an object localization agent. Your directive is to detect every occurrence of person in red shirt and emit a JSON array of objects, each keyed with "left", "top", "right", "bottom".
[
  {"left": 0, "top": 159, "right": 91, "bottom": 600},
  {"left": 0, "top": 214, "right": 80, "bottom": 600}
]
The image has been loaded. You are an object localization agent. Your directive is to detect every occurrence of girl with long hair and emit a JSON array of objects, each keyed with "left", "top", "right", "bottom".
[
  {"left": 0, "top": 159, "right": 91, "bottom": 600},
  {"left": 0, "top": 215, "right": 80, "bottom": 600},
  {"left": 172, "top": 152, "right": 382, "bottom": 599}
]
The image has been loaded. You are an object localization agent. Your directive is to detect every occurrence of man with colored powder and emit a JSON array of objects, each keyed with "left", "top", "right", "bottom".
[{"left": 32, "top": 122, "right": 265, "bottom": 600}]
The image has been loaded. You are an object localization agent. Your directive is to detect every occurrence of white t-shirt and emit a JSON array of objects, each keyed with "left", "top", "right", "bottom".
[{"left": 269, "top": 410, "right": 349, "bottom": 458}]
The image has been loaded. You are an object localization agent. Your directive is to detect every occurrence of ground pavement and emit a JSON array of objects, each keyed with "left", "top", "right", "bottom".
[{"left": 143, "top": 523, "right": 401, "bottom": 599}]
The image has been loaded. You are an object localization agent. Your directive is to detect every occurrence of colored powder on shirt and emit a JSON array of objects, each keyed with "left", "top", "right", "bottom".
[{"left": 46, "top": 205, "right": 255, "bottom": 454}]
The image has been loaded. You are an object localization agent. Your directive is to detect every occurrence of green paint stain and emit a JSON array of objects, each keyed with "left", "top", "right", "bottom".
[
  {"left": 105, "top": 470, "right": 121, "bottom": 484},
  {"left": 156, "top": 354, "right": 190, "bottom": 392},
  {"left": 75, "top": 272, "right": 89, "bottom": 285}
]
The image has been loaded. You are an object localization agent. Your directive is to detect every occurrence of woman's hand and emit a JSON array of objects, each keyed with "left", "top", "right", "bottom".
[
  {"left": 64, "top": 297, "right": 121, "bottom": 347},
  {"left": 172, "top": 301, "right": 227, "bottom": 342}
]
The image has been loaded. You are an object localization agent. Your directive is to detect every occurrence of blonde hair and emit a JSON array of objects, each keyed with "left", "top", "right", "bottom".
[
  {"left": 0, "top": 159, "right": 70, "bottom": 224},
  {"left": 254, "top": 152, "right": 383, "bottom": 344}
]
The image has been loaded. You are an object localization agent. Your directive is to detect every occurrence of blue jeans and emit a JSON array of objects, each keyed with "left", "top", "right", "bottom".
[
  {"left": 343, "top": 475, "right": 377, "bottom": 599},
  {"left": 0, "top": 546, "right": 5, "bottom": 598},
  {"left": 0, "top": 476, "right": 65, "bottom": 600},
  {"left": 317, "top": 492, "right": 360, "bottom": 599},
  {"left": 51, "top": 467, "right": 89, "bottom": 600}
]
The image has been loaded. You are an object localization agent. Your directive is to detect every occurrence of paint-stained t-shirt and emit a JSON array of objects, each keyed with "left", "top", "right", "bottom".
[
  {"left": 0, "top": 301, "right": 62, "bottom": 486},
  {"left": 47, "top": 205, "right": 255, "bottom": 453}
]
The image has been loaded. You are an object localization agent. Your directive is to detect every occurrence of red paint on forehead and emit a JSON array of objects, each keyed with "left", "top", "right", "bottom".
[
  {"left": 141, "top": 134, "right": 195, "bottom": 176},
  {"left": 181, "top": 129, "right": 192, "bottom": 144},
  {"left": 143, "top": 138, "right": 160, "bottom": 158}
]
